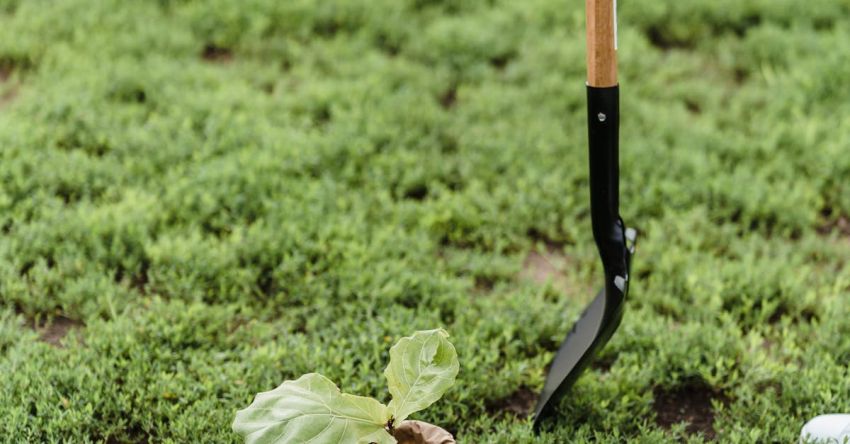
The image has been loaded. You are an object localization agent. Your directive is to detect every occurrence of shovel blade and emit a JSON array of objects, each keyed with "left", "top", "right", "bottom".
[{"left": 532, "top": 286, "right": 624, "bottom": 427}]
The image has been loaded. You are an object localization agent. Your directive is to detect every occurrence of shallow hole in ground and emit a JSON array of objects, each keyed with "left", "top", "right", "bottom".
[{"left": 653, "top": 380, "right": 728, "bottom": 440}]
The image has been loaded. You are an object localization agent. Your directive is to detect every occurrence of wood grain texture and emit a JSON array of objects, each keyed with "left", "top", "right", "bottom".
[{"left": 586, "top": 0, "right": 618, "bottom": 87}]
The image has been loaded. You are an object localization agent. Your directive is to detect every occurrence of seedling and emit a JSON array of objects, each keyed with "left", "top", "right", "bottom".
[{"left": 233, "top": 329, "right": 459, "bottom": 444}]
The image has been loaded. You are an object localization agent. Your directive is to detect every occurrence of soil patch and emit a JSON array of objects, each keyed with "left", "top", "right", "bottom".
[
  {"left": 438, "top": 86, "right": 457, "bottom": 109},
  {"left": 201, "top": 44, "right": 233, "bottom": 63},
  {"left": 0, "top": 66, "right": 17, "bottom": 108},
  {"left": 653, "top": 382, "right": 727, "bottom": 440},
  {"left": 519, "top": 247, "right": 574, "bottom": 294},
  {"left": 0, "top": 86, "right": 17, "bottom": 108},
  {"left": 645, "top": 25, "right": 695, "bottom": 50},
  {"left": 487, "top": 386, "right": 537, "bottom": 417},
  {"left": 818, "top": 215, "right": 850, "bottom": 237},
  {"left": 590, "top": 354, "right": 617, "bottom": 372},
  {"left": 36, "top": 316, "right": 83, "bottom": 347},
  {"left": 489, "top": 51, "right": 515, "bottom": 70}
]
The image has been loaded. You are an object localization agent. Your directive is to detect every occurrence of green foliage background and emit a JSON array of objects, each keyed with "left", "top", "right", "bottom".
[{"left": 1, "top": 0, "right": 849, "bottom": 442}]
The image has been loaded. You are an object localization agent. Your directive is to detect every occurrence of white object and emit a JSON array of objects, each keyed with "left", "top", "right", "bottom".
[{"left": 800, "top": 415, "right": 850, "bottom": 443}]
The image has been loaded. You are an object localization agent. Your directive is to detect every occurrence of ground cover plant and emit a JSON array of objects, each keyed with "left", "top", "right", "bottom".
[{"left": 0, "top": 0, "right": 849, "bottom": 442}]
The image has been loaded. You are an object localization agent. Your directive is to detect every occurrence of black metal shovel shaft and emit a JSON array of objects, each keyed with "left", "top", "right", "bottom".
[{"left": 532, "top": 86, "right": 634, "bottom": 428}]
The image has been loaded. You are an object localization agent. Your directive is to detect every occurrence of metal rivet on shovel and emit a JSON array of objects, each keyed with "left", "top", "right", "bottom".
[
  {"left": 533, "top": 0, "right": 638, "bottom": 430},
  {"left": 613, "top": 275, "right": 627, "bottom": 292}
]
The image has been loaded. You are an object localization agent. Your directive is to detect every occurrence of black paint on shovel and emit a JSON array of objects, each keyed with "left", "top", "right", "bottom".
[{"left": 533, "top": 0, "right": 637, "bottom": 429}]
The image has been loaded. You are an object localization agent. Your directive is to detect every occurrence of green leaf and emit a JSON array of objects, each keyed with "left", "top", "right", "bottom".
[
  {"left": 385, "top": 329, "right": 459, "bottom": 422},
  {"left": 233, "top": 373, "right": 396, "bottom": 444}
]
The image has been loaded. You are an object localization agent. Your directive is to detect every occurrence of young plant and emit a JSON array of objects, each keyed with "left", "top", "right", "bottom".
[{"left": 233, "top": 329, "right": 459, "bottom": 444}]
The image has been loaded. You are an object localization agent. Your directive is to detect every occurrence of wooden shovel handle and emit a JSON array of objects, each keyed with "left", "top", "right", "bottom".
[{"left": 586, "top": 0, "right": 618, "bottom": 87}]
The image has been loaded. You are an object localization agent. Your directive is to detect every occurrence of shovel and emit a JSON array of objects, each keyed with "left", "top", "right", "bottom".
[{"left": 533, "top": 0, "right": 636, "bottom": 428}]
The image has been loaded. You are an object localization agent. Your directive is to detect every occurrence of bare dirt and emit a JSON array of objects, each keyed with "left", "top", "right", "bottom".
[
  {"left": 0, "top": 65, "right": 18, "bottom": 108},
  {"left": 36, "top": 316, "right": 83, "bottom": 347},
  {"left": 822, "top": 215, "right": 850, "bottom": 237},
  {"left": 653, "top": 382, "right": 728, "bottom": 440},
  {"left": 201, "top": 44, "right": 233, "bottom": 63},
  {"left": 519, "top": 246, "right": 574, "bottom": 294},
  {"left": 438, "top": 85, "right": 457, "bottom": 109},
  {"left": 487, "top": 386, "right": 537, "bottom": 417}
]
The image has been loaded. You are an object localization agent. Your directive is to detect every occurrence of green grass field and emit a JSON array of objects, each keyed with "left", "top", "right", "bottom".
[{"left": 1, "top": 0, "right": 849, "bottom": 442}]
